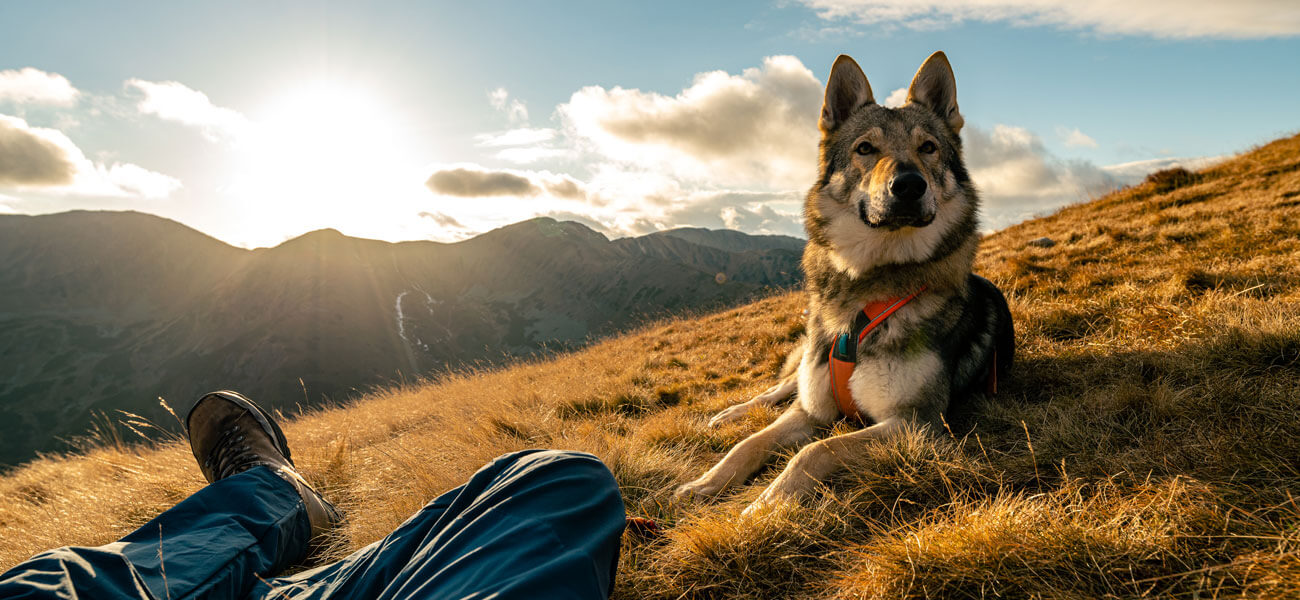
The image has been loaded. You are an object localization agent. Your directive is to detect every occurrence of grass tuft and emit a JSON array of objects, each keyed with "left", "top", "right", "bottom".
[{"left": 1145, "top": 166, "right": 1201, "bottom": 193}]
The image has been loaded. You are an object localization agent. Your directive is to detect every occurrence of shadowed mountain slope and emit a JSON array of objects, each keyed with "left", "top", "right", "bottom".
[
  {"left": 0, "top": 214, "right": 801, "bottom": 465},
  {"left": 645, "top": 227, "right": 805, "bottom": 254}
]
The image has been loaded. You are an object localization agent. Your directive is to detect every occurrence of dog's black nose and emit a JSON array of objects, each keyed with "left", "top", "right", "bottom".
[{"left": 889, "top": 172, "right": 928, "bottom": 203}]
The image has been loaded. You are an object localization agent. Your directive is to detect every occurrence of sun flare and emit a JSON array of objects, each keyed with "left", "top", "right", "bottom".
[{"left": 226, "top": 81, "right": 430, "bottom": 246}]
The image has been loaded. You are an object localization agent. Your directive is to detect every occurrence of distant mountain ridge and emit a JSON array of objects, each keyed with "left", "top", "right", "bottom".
[
  {"left": 647, "top": 227, "right": 806, "bottom": 254},
  {"left": 0, "top": 211, "right": 803, "bottom": 466}
]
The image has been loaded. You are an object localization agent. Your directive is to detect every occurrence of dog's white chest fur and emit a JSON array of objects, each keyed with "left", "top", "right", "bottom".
[
  {"left": 797, "top": 347, "right": 941, "bottom": 423},
  {"left": 845, "top": 352, "right": 941, "bottom": 421}
]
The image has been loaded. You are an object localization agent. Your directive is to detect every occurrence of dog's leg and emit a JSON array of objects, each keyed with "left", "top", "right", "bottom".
[
  {"left": 709, "top": 373, "right": 798, "bottom": 427},
  {"left": 675, "top": 403, "right": 817, "bottom": 499},
  {"left": 708, "top": 339, "right": 805, "bottom": 427},
  {"left": 744, "top": 416, "right": 910, "bottom": 514}
]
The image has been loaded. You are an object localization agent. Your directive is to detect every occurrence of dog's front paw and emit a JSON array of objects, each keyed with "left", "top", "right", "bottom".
[
  {"left": 674, "top": 477, "right": 726, "bottom": 500},
  {"left": 708, "top": 402, "right": 754, "bottom": 428},
  {"left": 742, "top": 483, "right": 801, "bottom": 517},
  {"left": 742, "top": 473, "right": 810, "bottom": 516}
]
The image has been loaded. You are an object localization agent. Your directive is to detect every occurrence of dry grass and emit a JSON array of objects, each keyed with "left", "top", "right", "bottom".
[{"left": 3, "top": 133, "right": 1300, "bottom": 598}]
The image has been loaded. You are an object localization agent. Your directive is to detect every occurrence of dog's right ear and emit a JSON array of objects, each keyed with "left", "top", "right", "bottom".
[{"left": 820, "top": 55, "right": 874, "bottom": 133}]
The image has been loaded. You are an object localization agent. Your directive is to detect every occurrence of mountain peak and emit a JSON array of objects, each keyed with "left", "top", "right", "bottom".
[
  {"left": 481, "top": 216, "right": 610, "bottom": 245},
  {"left": 281, "top": 228, "right": 350, "bottom": 243},
  {"left": 304, "top": 227, "right": 347, "bottom": 237},
  {"left": 268, "top": 227, "right": 379, "bottom": 251}
]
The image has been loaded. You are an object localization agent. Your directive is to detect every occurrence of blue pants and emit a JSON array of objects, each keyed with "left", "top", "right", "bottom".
[{"left": 0, "top": 450, "right": 625, "bottom": 599}]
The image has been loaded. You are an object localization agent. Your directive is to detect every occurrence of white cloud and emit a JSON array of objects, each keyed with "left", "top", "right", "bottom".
[
  {"left": 418, "top": 210, "right": 466, "bottom": 229},
  {"left": 1057, "top": 126, "right": 1099, "bottom": 148},
  {"left": 493, "top": 146, "right": 572, "bottom": 164},
  {"left": 0, "top": 113, "right": 180, "bottom": 199},
  {"left": 964, "top": 124, "right": 1121, "bottom": 228},
  {"left": 554, "top": 166, "right": 804, "bottom": 237},
  {"left": 0, "top": 114, "right": 78, "bottom": 185},
  {"left": 427, "top": 166, "right": 538, "bottom": 197},
  {"left": 543, "top": 175, "right": 586, "bottom": 200},
  {"left": 474, "top": 127, "right": 570, "bottom": 164},
  {"left": 883, "top": 86, "right": 909, "bottom": 108},
  {"left": 461, "top": 57, "right": 892, "bottom": 237},
  {"left": 1101, "top": 155, "right": 1227, "bottom": 180},
  {"left": 126, "top": 79, "right": 250, "bottom": 142},
  {"left": 962, "top": 124, "right": 1226, "bottom": 229},
  {"left": 440, "top": 58, "right": 825, "bottom": 237},
  {"left": 796, "top": 0, "right": 1300, "bottom": 39},
  {"left": 96, "top": 162, "right": 183, "bottom": 199},
  {"left": 628, "top": 189, "right": 804, "bottom": 237},
  {"left": 424, "top": 165, "right": 587, "bottom": 200},
  {"left": 489, "top": 87, "right": 529, "bottom": 124},
  {"left": 0, "top": 68, "right": 79, "bottom": 106},
  {"left": 419, "top": 158, "right": 809, "bottom": 238},
  {"left": 63, "top": 161, "right": 181, "bottom": 200},
  {"left": 704, "top": 193, "right": 804, "bottom": 236},
  {"left": 474, "top": 128, "right": 557, "bottom": 147},
  {"left": 559, "top": 55, "right": 823, "bottom": 190}
]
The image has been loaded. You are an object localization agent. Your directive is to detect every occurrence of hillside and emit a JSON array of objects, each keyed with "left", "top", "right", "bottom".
[
  {"left": 0, "top": 215, "right": 801, "bottom": 465},
  {"left": 2, "top": 133, "right": 1299, "bottom": 597}
]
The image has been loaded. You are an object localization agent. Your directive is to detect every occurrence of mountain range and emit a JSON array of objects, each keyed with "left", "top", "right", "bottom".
[{"left": 0, "top": 211, "right": 803, "bottom": 466}]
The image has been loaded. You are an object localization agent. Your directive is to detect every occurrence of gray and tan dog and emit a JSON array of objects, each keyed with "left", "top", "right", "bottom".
[{"left": 676, "top": 51, "right": 1014, "bottom": 513}]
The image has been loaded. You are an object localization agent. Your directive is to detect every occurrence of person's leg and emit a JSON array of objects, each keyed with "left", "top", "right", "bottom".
[
  {"left": 0, "top": 466, "right": 309, "bottom": 600},
  {"left": 0, "top": 390, "right": 343, "bottom": 600},
  {"left": 257, "top": 449, "right": 625, "bottom": 600}
]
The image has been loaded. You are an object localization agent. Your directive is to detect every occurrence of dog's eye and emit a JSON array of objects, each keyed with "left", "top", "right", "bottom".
[
  {"left": 855, "top": 141, "right": 877, "bottom": 155},
  {"left": 918, "top": 141, "right": 938, "bottom": 154}
]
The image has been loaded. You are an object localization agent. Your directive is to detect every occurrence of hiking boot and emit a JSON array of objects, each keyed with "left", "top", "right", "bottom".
[{"left": 186, "top": 390, "right": 343, "bottom": 552}]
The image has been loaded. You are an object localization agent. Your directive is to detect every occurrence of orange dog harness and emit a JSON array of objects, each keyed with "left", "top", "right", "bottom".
[{"left": 827, "top": 287, "right": 926, "bottom": 421}]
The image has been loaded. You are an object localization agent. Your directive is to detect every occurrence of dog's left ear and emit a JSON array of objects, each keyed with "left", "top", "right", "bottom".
[{"left": 906, "top": 51, "right": 963, "bottom": 134}]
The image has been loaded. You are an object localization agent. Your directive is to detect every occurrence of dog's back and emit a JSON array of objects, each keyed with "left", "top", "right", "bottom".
[{"left": 943, "top": 274, "right": 1014, "bottom": 411}]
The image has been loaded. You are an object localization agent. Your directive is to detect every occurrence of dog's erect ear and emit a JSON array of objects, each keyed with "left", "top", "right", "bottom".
[
  {"left": 820, "top": 55, "right": 874, "bottom": 133},
  {"left": 906, "top": 51, "right": 963, "bottom": 134}
]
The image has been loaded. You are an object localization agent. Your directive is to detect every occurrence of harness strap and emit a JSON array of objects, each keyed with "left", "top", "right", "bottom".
[
  {"left": 828, "top": 287, "right": 926, "bottom": 421},
  {"left": 986, "top": 349, "right": 998, "bottom": 395}
]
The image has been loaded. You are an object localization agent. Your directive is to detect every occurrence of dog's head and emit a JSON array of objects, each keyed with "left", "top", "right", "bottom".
[{"left": 805, "top": 51, "right": 978, "bottom": 275}]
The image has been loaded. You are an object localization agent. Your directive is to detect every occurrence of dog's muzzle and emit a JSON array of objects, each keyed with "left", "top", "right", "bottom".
[
  {"left": 860, "top": 172, "right": 936, "bottom": 230},
  {"left": 863, "top": 174, "right": 935, "bottom": 232}
]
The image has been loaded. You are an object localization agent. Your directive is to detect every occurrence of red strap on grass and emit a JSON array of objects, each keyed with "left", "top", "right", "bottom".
[{"left": 625, "top": 516, "right": 662, "bottom": 539}]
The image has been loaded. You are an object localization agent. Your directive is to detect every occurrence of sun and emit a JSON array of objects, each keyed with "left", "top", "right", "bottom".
[{"left": 225, "top": 81, "right": 430, "bottom": 246}]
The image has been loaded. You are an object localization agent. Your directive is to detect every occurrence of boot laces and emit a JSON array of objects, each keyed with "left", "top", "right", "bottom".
[{"left": 203, "top": 424, "right": 274, "bottom": 479}]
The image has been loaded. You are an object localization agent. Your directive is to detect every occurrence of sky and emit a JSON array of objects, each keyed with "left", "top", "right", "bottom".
[{"left": 1, "top": 1, "right": 1297, "bottom": 248}]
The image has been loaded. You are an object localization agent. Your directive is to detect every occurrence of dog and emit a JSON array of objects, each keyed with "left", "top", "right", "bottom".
[{"left": 675, "top": 51, "right": 1014, "bottom": 513}]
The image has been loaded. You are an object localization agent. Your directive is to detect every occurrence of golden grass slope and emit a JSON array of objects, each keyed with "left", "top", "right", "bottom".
[{"left": 3, "top": 133, "right": 1300, "bottom": 598}]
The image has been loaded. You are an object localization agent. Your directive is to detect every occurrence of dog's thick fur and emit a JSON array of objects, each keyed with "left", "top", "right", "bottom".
[{"left": 676, "top": 52, "right": 1014, "bottom": 512}]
